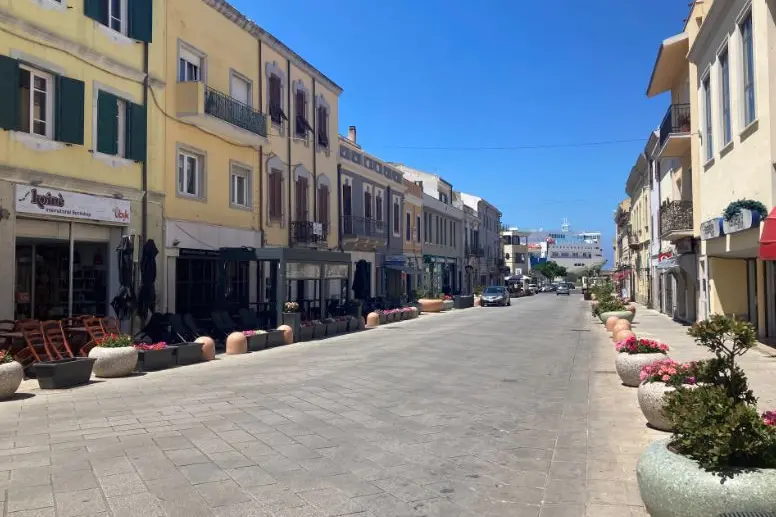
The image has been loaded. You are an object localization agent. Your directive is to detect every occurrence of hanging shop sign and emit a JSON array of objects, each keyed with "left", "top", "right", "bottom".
[
  {"left": 15, "top": 185, "right": 131, "bottom": 224},
  {"left": 384, "top": 255, "right": 406, "bottom": 266},
  {"left": 722, "top": 209, "right": 762, "bottom": 236},
  {"left": 700, "top": 217, "right": 724, "bottom": 240}
]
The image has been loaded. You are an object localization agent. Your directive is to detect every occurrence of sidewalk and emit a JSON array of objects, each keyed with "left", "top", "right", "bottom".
[{"left": 585, "top": 304, "right": 776, "bottom": 516}]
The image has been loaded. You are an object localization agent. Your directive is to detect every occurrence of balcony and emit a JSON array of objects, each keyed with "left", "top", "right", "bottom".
[
  {"left": 340, "top": 215, "right": 386, "bottom": 250},
  {"left": 658, "top": 104, "right": 691, "bottom": 157},
  {"left": 291, "top": 221, "right": 328, "bottom": 247},
  {"left": 176, "top": 81, "right": 268, "bottom": 146},
  {"left": 660, "top": 200, "right": 694, "bottom": 241}
]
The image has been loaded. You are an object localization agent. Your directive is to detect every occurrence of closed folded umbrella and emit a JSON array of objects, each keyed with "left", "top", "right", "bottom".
[
  {"left": 137, "top": 239, "right": 158, "bottom": 320},
  {"left": 111, "top": 236, "right": 136, "bottom": 319}
]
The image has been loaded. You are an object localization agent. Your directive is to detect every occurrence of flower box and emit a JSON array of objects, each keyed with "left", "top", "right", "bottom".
[
  {"left": 245, "top": 332, "right": 268, "bottom": 351},
  {"left": 299, "top": 325, "right": 315, "bottom": 342},
  {"left": 265, "top": 329, "right": 285, "bottom": 348},
  {"left": 136, "top": 347, "right": 176, "bottom": 372},
  {"left": 33, "top": 358, "right": 96, "bottom": 389},
  {"left": 335, "top": 320, "right": 348, "bottom": 333},
  {"left": 312, "top": 323, "right": 327, "bottom": 339},
  {"left": 378, "top": 312, "right": 387, "bottom": 325},
  {"left": 323, "top": 321, "right": 336, "bottom": 336},
  {"left": 173, "top": 343, "right": 202, "bottom": 365}
]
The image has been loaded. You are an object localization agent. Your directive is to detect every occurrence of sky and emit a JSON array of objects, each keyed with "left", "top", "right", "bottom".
[{"left": 232, "top": 0, "right": 691, "bottom": 267}]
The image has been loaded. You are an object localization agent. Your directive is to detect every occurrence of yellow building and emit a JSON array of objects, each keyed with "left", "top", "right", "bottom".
[
  {"left": 613, "top": 198, "right": 633, "bottom": 297},
  {"left": 0, "top": 0, "right": 163, "bottom": 322},
  {"left": 403, "top": 179, "right": 424, "bottom": 295},
  {"left": 161, "top": 0, "right": 347, "bottom": 323},
  {"left": 625, "top": 154, "right": 652, "bottom": 307}
]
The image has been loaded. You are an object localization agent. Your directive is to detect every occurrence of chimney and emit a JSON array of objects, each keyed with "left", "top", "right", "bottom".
[{"left": 348, "top": 125, "right": 357, "bottom": 144}]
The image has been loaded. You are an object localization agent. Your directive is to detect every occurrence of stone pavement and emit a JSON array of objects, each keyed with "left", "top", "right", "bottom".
[{"left": 4, "top": 295, "right": 754, "bottom": 517}]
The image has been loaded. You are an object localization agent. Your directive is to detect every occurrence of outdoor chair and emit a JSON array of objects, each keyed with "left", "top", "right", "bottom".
[
  {"left": 211, "top": 311, "right": 238, "bottom": 337},
  {"left": 134, "top": 313, "right": 171, "bottom": 344},
  {"left": 101, "top": 316, "right": 121, "bottom": 335},
  {"left": 0, "top": 319, "right": 15, "bottom": 354},
  {"left": 41, "top": 320, "right": 75, "bottom": 360},
  {"left": 17, "top": 320, "right": 55, "bottom": 368},
  {"left": 238, "top": 308, "right": 261, "bottom": 330},
  {"left": 221, "top": 311, "right": 246, "bottom": 332},
  {"left": 169, "top": 313, "right": 197, "bottom": 343},
  {"left": 78, "top": 317, "right": 106, "bottom": 357}
]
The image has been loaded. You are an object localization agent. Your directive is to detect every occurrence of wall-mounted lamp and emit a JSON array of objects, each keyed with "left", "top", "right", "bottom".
[{"left": 29, "top": 179, "right": 43, "bottom": 186}]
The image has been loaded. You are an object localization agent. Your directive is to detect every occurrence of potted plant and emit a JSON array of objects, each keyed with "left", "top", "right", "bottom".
[
  {"left": 676, "top": 112, "right": 691, "bottom": 133},
  {"left": 243, "top": 329, "right": 268, "bottom": 351},
  {"left": 614, "top": 335, "right": 669, "bottom": 387},
  {"left": 637, "top": 359, "right": 698, "bottom": 431},
  {"left": 0, "top": 350, "right": 23, "bottom": 400},
  {"left": 299, "top": 321, "right": 315, "bottom": 342},
  {"left": 281, "top": 302, "right": 302, "bottom": 342},
  {"left": 637, "top": 315, "right": 776, "bottom": 517},
  {"left": 88, "top": 334, "right": 138, "bottom": 378},
  {"left": 134, "top": 342, "right": 175, "bottom": 372}
]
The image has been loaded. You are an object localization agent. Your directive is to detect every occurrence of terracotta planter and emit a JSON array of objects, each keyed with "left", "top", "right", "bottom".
[
  {"left": 277, "top": 325, "right": 293, "bottom": 345},
  {"left": 612, "top": 319, "right": 631, "bottom": 334},
  {"left": 195, "top": 336, "right": 216, "bottom": 361},
  {"left": 366, "top": 312, "right": 380, "bottom": 328},
  {"left": 613, "top": 329, "right": 635, "bottom": 344},
  {"left": 419, "top": 299, "right": 443, "bottom": 313},
  {"left": 637, "top": 439, "right": 776, "bottom": 517},
  {"left": 605, "top": 316, "right": 620, "bottom": 332},
  {"left": 615, "top": 352, "right": 667, "bottom": 387},
  {"left": 0, "top": 361, "right": 24, "bottom": 400},
  {"left": 89, "top": 347, "right": 138, "bottom": 378},
  {"left": 226, "top": 332, "right": 247, "bottom": 355}
]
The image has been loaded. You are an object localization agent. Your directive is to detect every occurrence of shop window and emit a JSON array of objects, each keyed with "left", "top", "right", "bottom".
[{"left": 175, "top": 257, "right": 218, "bottom": 318}]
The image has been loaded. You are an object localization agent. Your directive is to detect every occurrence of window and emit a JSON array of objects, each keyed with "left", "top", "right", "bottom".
[
  {"left": 393, "top": 196, "right": 400, "bottom": 236},
  {"left": 376, "top": 191, "right": 383, "bottom": 224},
  {"left": 178, "top": 46, "right": 202, "bottom": 82},
  {"left": 703, "top": 75, "right": 713, "bottom": 160},
  {"left": 268, "top": 169, "right": 283, "bottom": 221},
  {"left": 317, "top": 104, "right": 329, "bottom": 148},
  {"left": 268, "top": 75, "right": 286, "bottom": 125},
  {"left": 416, "top": 215, "right": 421, "bottom": 242},
  {"left": 741, "top": 12, "right": 756, "bottom": 125},
  {"left": 230, "top": 165, "right": 249, "bottom": 207},
  {"left": 230, "top": 73, "right": 250, "bottom": 106},
  {"left": 720, "top": 48, "right": 731, "bottom": 145},
  {"left": 96, "top": 91, "right": 145, "bottom": 160},
  {"left": 108, "top": 0, "right": 126, "bottom": 33},
  {"left": 177, "top": 151, "right": 201, "bottom": 197},
  {"left": 19, "top": 66, "right": 53, "bottom": 139},
  {"left": 364, "top": 188, "right": 373, "bottom": 219},
  {"left": 317, "top": 185, "right": 330, "bottom": 227},
  {"left": 295, "top": 89, "right": 312, "bottom": 137},
  {"left": 406, "top": 212, "right": 411, "bottom": 241},
  {"left": 295, "top": 176, "right": 308, "bottom": 222}
]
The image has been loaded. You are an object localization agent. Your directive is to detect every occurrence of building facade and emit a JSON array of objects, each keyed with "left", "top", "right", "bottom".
[
  {"left": 339, "top": 128, "right": 407, "bottom": 301},
  {"left": 456, "top": 198, "right": 482, "bottom": 294},
  {"left": 625, "top": 153, "right": 652, "bottom": 307},
  {"left": 459, "top": 193, "right": 504, "bottom": 286},
  {"left": 402, "top": 179, "right": 424, "bottom": 297},
  {"left": 501, "top": 229, "right": 530, "bottom": 277},
  {"left": 0, "top": 0, "right": 163, "bottom": 322}
]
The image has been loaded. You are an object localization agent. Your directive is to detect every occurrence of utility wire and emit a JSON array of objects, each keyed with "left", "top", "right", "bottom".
[{"left": 378, "top": 138, "right": 647, "bottom": 151}]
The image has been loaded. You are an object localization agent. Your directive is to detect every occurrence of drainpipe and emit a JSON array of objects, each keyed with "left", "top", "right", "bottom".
[
  {"left": 337, "top": 164, "right": 343, "bottom": 251},
  {"left": 286, "top": 58, "right": 292, "bottom": 246},
  {"left": 141, "top": 42, "right": 149, "bottom": 246},
  {"left": 257, "top": 39, "right": 264, "bottom": 246},
  {"left": 312, "top": 79, "right": 317, "bottom": 230}
]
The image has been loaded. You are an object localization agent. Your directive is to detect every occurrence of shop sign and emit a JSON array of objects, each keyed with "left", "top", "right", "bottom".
[
  {"left": 312, "top": 223, "right": 323, "bottom": 236},
  {"left": 384, "top": 255, "right": 406, "bottom": 266},
  {"left": 179, "top": 248, "right": 220, "bottom": 259},
  {"left": 15, "top": 185, "right": 131, "bottom": 224},
  {"left": 700, "top": 217, "right": 724, "bottom": 240},
  {"left": 722, "top": 208, "right": 761, "bottom": 235}
]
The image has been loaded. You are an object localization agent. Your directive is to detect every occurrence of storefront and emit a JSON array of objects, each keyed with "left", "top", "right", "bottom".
[
  {"left": 423, "top": 255, "right": 458, "bottom": 295},
  {"left": 7, "top": 185, "right": 133, "bottom": 320}
]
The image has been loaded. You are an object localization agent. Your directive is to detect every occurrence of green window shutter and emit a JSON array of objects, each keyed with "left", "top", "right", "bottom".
[
  {"left": 0, "top": 55, "right": 20, "bottom": 131},
  {"left": 84, "top": 0, "right": 107, "bottom": 24},
  {"left": 128, "top": 0, "right": 153, "bottom": 42},
  {"left": 96, "top": 91, "right": 118, "bottom": 155},
  {"left": 55, "top": 76, "right": 85, "bottom": 145},
  {"left": 126, "top": 102, "right": 147, "bottom": 162}
]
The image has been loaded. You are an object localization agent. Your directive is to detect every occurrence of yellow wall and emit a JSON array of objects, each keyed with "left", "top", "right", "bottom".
[
  {"left": 403, "top": 200, "right": 423, "bottom": 254},
  {"left": 709, "top": 257, "right": 748, "bottom": 316}
]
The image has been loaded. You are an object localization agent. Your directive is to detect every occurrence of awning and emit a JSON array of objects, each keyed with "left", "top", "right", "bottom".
[
  {"left": 646, "top": 32, "right": 689, "bottom": 97},
  {"left": 759, "top": 208, "right": 776, "bottom": 260}
]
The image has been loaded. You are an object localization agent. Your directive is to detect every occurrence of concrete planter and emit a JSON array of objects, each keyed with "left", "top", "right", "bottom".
[
  {"left": 599, "top": 310, "right": 634, "bottom": 324},
  {"left": 89, "top": 346, "right": 138, "bottom": 378},
  {"left": 419, "top": 299, "right": 443, "bottom": 313},
  {"left": 441, "top": 300, "right": 454, "bottom": 311},
  {"left": 173, "top": 343, "right": 202, "bottom": 365},
  {"left": 34, "top": 358, "right": 95, "bottom": 389},
  {"left": 453, "top": 295, "right": 474, "bottom": 309},
  {"left": 0, "top": 361, "right": 23, "bottom": 400},
  {"left": 615, "top": 352, "right": 666, "bottom": 387},
  {"left": 136, "top": 347, "right": 176, "bottom": 372},
  {"left": 637, "top": 382, "right": 676, "bottom": 431},
  {"left": 637, "top": 439, "right": 776, "bottom": 517}
]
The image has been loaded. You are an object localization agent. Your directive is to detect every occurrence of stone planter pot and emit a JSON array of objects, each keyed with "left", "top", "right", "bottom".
[
  {"left": 136, "top": 347, "right": 176, "bottom": 372},
  {"left": 637, "top": 382, "right": 696, "bottom": 432},
  {"left": 245, "top": 333, "right": 268, "bottom": 351},
  {"left": 615, "top": 353, "right": 666, "bottom": 387},
  {"left": 281, "top": 312, "right": 302, "bottom": 343},
  {"left": 0, "top": 361, "right": 24, "bottom": 399},
  {"left": 299, "top": 326, "right": 315, "bottom": 342},
  {"left": 33, "top": 358, "right": 95, "bottom": 389},
  {"left": 312, "top": 323, "right": 328, "bottom": 338},
  {"left": 599, "top": 310, "right": 634, "bottom": 324},
  {"left": 378, "top": 312, "right": 387, "bottom": 325},
  {"left": 441, "top": 300, "right": 454, "bottom": 311},
  {"left": 453, "top": 295, "right": 474, "bottom": 309},
  {"left": 173, "top": 343, "right": 202, "bottom": 365},
  {"left": 636, "top": 439, "right": 776, "bottom": 517},
  {"left": 337, "top": 320, "right": 348, "bottom": 333},
  {"left": 89, "top": 347, "right": 138, "bottom": 378},
  {"left": 419, "top": 299, "right": 443, "bottom": 313}
]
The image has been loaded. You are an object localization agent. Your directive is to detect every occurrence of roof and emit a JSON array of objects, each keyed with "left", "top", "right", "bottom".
[{"left": 645, "top": 32, "right": 689, "bottom": 97}]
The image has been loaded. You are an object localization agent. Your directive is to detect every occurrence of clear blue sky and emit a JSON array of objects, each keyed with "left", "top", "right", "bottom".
[{"left": 233, "top": 0, "right": 690, "bottom": 266}]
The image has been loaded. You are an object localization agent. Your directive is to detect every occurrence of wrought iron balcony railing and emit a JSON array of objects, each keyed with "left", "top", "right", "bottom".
[
  {"left": 660, "top": 200, "right": 693, "bottom": 238},
  {"left": 204, "top": 86, "right": 268, "bottom": 137},
  {"left": 341, "top": 215, "right": 386, "bottom": 239},
  {"left": 659, "top": 103, "right": 691, "bottom": 149},
  {"left": 291, "top": 221, "right": 328, "bottom": 246}
]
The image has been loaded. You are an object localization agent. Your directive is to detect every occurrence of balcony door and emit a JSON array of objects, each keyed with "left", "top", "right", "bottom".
[
  {"left": 230, "top": 73, "right": 250, "bottom": 106},
  {"left": 342, "top": 182, "right": 352, "bottom": 234},
  {"left": 295, "top": 177, "right": 308, "bottom": 222}
]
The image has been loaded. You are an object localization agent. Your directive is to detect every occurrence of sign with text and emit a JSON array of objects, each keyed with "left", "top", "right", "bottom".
[
  {"left": 722, "top": 208, "right": 761, "bottom": 235},
  {"left": 700, "top": 218, "right": 723, "bottom": 240},
  {"left": 15, "top": 185, "right": 131, "bottom": 224}
]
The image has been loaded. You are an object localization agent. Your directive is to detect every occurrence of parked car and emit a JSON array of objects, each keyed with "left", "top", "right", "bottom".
[
  {"left": 481, "top": 286, "right": 511, "bottom": 307},
  {"left": 556, "top": 284, "right": 570, "bottom": 296}
]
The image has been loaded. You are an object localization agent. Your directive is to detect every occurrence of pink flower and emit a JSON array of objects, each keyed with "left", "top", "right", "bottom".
[
  {"left": 661, "top": 375, "right": 670, "bottom": 381},
  {"left": 762, "top": 411, "right": 776, "bottom": 427}
]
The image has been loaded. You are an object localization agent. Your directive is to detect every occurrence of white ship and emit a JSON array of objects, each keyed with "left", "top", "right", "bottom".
[{"left": 527, "top": 219, "right": 607, "bottom": 273}]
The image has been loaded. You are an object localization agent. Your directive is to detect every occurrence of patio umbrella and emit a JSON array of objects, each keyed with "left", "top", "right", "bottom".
[
  {"left": 111, "top": 236, "right": 136, "bottom": 319},
  {"left": 137, "top": 239, "right": 158, "bottom": 320},
  {"left": 352, "top": 260, "right": 368, "bottom": 300}
]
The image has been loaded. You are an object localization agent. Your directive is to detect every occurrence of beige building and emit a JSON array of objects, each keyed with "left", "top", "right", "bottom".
[
  {"left": 501, "top": 228, "right": 530, "bottom": 278},
  {"left": 625, "top": 155, "right": 652, "bottom": 307},
  {"left": 613, "top": 198, "right": 633, "bottom": 297}
]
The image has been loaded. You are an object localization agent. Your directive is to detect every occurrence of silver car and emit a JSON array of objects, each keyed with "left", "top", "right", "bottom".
[
  {"left": 556, "top": 284, "right": 570, "bottom": 296},
  {"left": 481, "top": 286, "right": 511, "bottom": 307}
]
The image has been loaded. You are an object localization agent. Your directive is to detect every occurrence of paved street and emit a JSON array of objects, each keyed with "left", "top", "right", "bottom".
[{"left": 0, "top": 295, "right": 643, "bottom": 517}]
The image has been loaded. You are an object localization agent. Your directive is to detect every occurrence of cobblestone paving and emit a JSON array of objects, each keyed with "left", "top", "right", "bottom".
[{"left": 7, "top": 295, "right": 763, "bottom": 516}]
